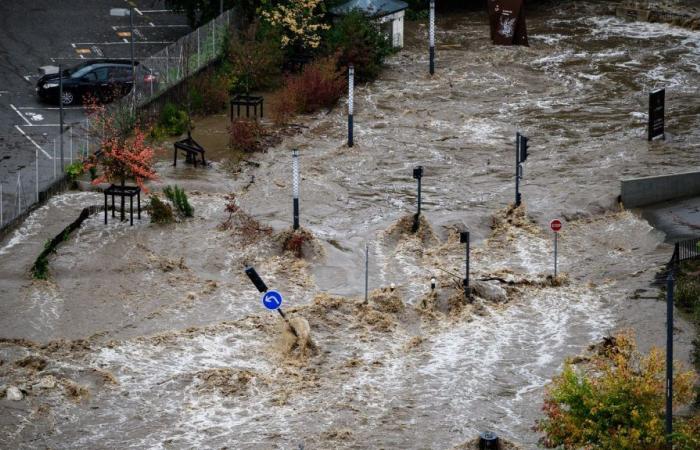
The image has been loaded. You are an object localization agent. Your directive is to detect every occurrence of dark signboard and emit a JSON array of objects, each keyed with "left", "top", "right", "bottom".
[
  {"left": 648, "top": 89, "right": 665, "bottom": 141},
  {"left": 488, "top": 0, "right": 528, "bottom": 46}
]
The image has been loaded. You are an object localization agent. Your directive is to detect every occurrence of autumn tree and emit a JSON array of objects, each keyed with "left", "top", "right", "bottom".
[
  {"left": 84, "top": 100, "right": 159, "bottom": 219},
  {"left": 537, "top": 331, "right": 698, "bottom": 450},
  {"left": 260, "top": 0, "right": 330, "bottom": 53}
]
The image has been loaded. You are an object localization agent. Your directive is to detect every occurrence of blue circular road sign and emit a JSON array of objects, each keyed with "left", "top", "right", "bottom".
[{"left": 262, "top": 290, "right": 283, "bottom": 310}]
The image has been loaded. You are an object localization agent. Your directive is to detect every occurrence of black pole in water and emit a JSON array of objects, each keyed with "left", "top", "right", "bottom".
[
  {"left": 348, "top": 65, "right": 354, "bottom": 147},
  {"left": 412, "top": 166, "right": 423, "bottom": 232},
  {"left": 460, "top": 231, "right": 470, "bottom": 294},
  {"left": 665, "top": 270, "right": 674, "bottom": 449},
  {"left": 59, "top": 64, "right": 64, "bottom": 172},
  {"left": 515, "top": 132, "right": 528, "bottom": 207},
  {"left": 429, "top": 0, "right": 435, "bottom": 75},
  {"left": 292, "top": 149, "right": 300, "bottom": 230}
]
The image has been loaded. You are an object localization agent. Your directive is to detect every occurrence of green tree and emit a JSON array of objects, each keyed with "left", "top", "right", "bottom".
[
  {"left": 165, "top": 0, "right": 259, "bottom": 27},
  {"left": 323, "top": 10, "right": 393, "bottom": 82}
]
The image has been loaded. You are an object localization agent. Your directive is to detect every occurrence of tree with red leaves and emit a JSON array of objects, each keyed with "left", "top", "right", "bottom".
[
  {"left": 84, "top": 98, "right": 158, "bottom": 192},
  {"left": 83, "top": 98, "right": 159, "bottom": 221}
]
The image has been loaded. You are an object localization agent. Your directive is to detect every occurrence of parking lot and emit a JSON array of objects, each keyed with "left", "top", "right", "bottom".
[{"left": 0, "top": 0, "right": 192, "bottom": 224}]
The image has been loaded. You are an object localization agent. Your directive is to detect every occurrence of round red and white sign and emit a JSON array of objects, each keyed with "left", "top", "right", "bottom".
[{"left": 550, "top": 219, "right": 562, "bottom": 232}]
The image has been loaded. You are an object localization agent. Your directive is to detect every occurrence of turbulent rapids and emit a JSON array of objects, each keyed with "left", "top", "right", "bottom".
[{"left": 1, "top": 2, "right": 699, "bottom": 448}]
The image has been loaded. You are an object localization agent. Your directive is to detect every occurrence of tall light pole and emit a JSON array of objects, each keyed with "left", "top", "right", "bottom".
[
  {"left": 58, "top": 64, "right": 64, "bottom": 172},
  {"left": 292, "top": 149, "right": 300, "bottom": 230},
  {"left": 110, "top": 8, "right": 136, "bottom": 113},
  {"left": 348, "top": 64, "right": 354, "bottom": 147},
  {"left": 429, "top": 0, "right": 436, "bottom": 75}
]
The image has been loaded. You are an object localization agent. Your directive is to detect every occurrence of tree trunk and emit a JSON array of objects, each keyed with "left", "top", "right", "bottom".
[{"left": 120, "top": 177, "right": 125, "bottom": 221}]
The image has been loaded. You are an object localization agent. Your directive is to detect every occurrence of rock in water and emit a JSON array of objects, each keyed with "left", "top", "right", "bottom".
[
  {"left": 6, "top": 386, "right": 23, "bottom": 401},
  {"left": 473, "top": 281, "right": 507, "bottom": 303}
]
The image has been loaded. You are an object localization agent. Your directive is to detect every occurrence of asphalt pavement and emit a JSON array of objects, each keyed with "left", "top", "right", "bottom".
[{"left": 0, "top": 0, "right": 191, "bottom": 224}]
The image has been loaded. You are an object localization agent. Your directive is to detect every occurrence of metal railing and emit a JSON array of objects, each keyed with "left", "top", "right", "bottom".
[
  {"left": 669, "top": 237, "right": 700, "bottom": 268},
  {"left": 0, "top": 10, "right": 234, "bottom": 234}
]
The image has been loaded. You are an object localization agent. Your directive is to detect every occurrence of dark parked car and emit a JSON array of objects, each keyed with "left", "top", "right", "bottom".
[{"left": 36, "top": 59, "right": 157, "bottom": 105}]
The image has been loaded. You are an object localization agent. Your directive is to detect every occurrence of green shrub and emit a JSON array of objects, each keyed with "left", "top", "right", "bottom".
[
  {"left": 158, "top": 102, "right": 189, "bottom": 137},
  {"left": 65, "top": 161, "right": 84, "bottom": 181},
  {"left": 163, "top": 185, "right": 194, "bottom": 218},
  {"left": 227, "top": 21, "right": 283, "bottom": 94},
  {"left": 189, "top": 68, "right": 229, "bottom": 115},
  {"left": 323, "top": 10, "right": 394, "bottom": 82},
  {"left": 149, "top": 195, "right": 175, "bottom": 224}
]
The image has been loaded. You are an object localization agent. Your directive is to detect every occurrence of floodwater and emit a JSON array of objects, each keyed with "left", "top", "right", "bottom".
[{"left": 1, "top": 1, "right": 700, "bottom": 448}]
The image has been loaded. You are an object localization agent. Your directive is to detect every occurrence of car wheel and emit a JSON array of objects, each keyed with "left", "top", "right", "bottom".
[{"left": 60, "top": 90, "right": 75, "bottom": 105}]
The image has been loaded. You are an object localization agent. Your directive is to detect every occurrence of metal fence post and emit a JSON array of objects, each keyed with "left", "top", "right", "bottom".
[
  {"left": 165, "top": 46, "right": 170, "bottom": 84},
  {"left": 16, "top": 171, "right": 22, "bottom": 214},
  {"left": 197, "top": 27, "right": 201, "bottom": 67},
  {"left": 53, "top": 139, "right": 56, "bottom": 179},
  {"left": 70, "top": 126, "right": 73, "bottom": 164},
  {"left": 1, "top": 182, "right": 3, "bottom": 226},
  {"left": 211, "top": 20, "right": 215, "bottom": 59}
]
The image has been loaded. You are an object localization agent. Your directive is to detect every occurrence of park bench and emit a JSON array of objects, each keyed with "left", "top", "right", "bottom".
[{"left": 173, "top": 132, "right": 206, "bottom": 167}]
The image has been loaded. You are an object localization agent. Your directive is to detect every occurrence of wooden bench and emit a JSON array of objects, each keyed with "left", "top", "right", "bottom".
[{"left": 173, "top": 133, "right": 206, "bottom": 167}]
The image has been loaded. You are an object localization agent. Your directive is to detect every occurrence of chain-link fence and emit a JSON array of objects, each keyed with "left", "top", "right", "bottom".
[{"left": 0, "top": 10, "right": 233, "bottom": 233}]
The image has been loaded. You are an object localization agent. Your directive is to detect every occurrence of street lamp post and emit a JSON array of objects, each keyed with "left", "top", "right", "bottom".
[
  {"left": 429, "top": 0, "right": 436, "bottom": 75},
  {"left": 110, "top": 8, "right": 136, "bottom": 113},
  {"left": 292, "top": 149, "right": 300, "bottom": 230},
  {"left": 348, "top": 64, "right": 354, "bottom": 147}
]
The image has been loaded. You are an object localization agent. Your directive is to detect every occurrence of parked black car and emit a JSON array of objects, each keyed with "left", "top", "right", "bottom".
[{"left": 36, "top": 59, "right": 157, "bottom": 105}]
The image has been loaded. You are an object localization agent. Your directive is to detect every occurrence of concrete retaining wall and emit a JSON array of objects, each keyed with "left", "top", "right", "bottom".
[{"left": 621, "top": 170, "right": 700, "bottom": 207}]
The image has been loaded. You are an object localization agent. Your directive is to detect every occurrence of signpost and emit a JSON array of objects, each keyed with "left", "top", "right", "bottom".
[
  {"left": 515, "top": 132, "right": 528, "bottom": 207},
  {"left": 348, "top": 65, "right": 354, "bottom": 147},
  {"left": 665, "top": 271, "right": 674, "bottom": 448},
  {"left": 412, "top": 166, "right": 424, "bottom": 233},
  {"left": 648, "top": 88, "right": 665, "bottom": 141},
  {"left": 429, "top": 0, "right": 436, "bottom": 75},
  {"left": 244, "top": 266, "right": 292, "bottom": 323},
  {"left": 550, "top": 219, "right": 562, "bottom": 277},
  {"left": 262, "top": 290, "right": 283, "bottom": 311},
  {"left": 487, "top": 0, "right": 529, "bottom": 46}
]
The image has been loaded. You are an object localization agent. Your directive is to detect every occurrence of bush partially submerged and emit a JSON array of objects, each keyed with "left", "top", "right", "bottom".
[
  {"left": 149, "top": 195, "right": 174, "bottom": 224},
  {"left": 230, "top": 118, "right": 265, "bottom": 153},
  {"left": 271, "top": 56, "right": 345, "bottom": 124},
  {"left": 218, "top": 193, "right": 272, "bottom": 245},
  {"left": 163, "top": 185, "right": 194, "bottom": 218}
]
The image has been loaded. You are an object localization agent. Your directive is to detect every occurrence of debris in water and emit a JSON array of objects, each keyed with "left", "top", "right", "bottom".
[
  {"left": 6, "top": 386, "right": 23, "bottom": 401},
  {"left": 14, "top": 355, "right": 48, "bottom": 371},
  {"left": 196, "top": 368, "right": 258, "bottom": 396}
]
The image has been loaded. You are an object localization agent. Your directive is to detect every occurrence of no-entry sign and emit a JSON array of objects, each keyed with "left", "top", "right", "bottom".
[{"left": 550, "top": 219, "right": 562, "bottom": 233}]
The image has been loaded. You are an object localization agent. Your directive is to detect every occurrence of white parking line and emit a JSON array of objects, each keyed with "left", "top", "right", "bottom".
[
  {"left": 139, "top": 9, "right": 174, "bottom": 13},
  {"left": 17, "top": 106, "right": 84, "bottom": 110},
  {"left": 10, "top": 104, "right": 32, "bottom": 126},
  {"left": 72, "top": 41, "right": 174, "bottom": 45},
  {"left": 134, "top": 7, "right": 143, "bottom": 15},
  {"left": 14, "top": 126, "right": 51, "bottom": 159},
  {"left": 113, "top": 24, "right": 188, "bottom": 28}
]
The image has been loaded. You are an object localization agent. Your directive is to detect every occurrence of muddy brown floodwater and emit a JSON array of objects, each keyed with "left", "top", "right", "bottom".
[{"left": 1, "top": 1, "right": 700, "bottom": 448}]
